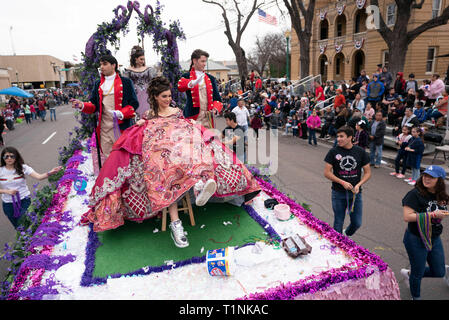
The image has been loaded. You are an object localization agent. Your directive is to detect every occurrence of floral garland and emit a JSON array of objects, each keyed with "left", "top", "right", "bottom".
[
  {"left": 134, "top": 1, "right": 186, "bottom": 105},
  {"left": 79, "top": 0, "right": 186, "bottom": 138}
]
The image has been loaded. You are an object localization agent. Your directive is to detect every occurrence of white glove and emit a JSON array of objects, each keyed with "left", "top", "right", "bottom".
[
  {"left": 108, "top": 110, "right": 124, "bottom": 120},
  {"left": 188, "top": 73, "right": 205, "bottom": 89}
]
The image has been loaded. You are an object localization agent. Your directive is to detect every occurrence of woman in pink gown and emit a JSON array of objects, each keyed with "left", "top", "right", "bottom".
[{"left": 82, "top": 77, "right": 260, "bottom": 248}]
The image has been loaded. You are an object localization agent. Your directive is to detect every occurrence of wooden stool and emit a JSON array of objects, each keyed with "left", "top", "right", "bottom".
[{"left": 161, "top": 194, "right": 195, "bottom": 232}]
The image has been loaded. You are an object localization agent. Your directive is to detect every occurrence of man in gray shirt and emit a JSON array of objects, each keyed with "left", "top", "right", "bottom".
[
  {"left": 48, "top": 96, "right": 57, "bottom": 121},
  {"left": 368, "top": 111, "right": 386, "bottom": 168}
]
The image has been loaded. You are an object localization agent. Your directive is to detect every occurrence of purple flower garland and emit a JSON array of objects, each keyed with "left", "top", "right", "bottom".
[
  {"left": 80, "top": 1, "right": 185, "bottom": 106},
  {"left": 7, "top": 150, "right": 85, "bottom": 300}
]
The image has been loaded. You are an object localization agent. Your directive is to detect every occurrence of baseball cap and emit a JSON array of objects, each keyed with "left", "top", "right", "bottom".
[{"left": 423, "top": 165, "right": 446, "bottom": 179}]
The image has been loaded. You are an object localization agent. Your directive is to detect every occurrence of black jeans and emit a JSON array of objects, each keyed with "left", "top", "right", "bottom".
[{"left": 395, "top": 150, "right": 408, "bottom": 174}]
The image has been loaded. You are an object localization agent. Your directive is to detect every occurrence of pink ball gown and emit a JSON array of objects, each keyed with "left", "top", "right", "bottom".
[{"left": 82, "top": 108, "right": 261, "bottom": 232}]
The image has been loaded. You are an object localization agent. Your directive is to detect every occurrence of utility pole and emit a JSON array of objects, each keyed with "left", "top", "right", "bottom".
[
  {"left": 9, "top": 26, "right": 16, "bottom": 56},
  {"left": 285, "top": 31, "right": 290, "bottom": 81}
]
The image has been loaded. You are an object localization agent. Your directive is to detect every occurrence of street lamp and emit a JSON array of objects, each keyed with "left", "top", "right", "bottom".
[{"left": 285, "top": 31, "right": 291, "bottom": 81}]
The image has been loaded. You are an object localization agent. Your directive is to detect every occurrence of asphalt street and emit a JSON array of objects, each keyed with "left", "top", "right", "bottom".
[
  {"left": 0, "top": 104, "right": 79, "bottom": 283},
  {"left": 0, "top": 109, "right": 448, "bottom": 300}
]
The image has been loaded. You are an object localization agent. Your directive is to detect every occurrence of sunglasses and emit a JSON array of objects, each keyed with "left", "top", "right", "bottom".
[{"left": 3, "top": 155, "right": 16, "bottom": 160}]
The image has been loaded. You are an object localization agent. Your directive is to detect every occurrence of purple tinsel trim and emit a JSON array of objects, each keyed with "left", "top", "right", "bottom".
[
  {"left": 236, "top": 177, "right": 392, "bottom": 300},
  {"left": 19, "top": 254, "right": 76, "bottom": 272},
  {"left": 243, "top": 204, "right": 281, "bottom": 241},
  {"left": 27, "top": 221, "right": 71, "bottom": 251},
  {"left": 239, "top": 265, "right": 377, "bottom": 300},
  {"left": 80, "top": 225, "right": 104, "bottom": 287},
  {"left": 8, "top": 274, "right": 61, "bottom": 301},
  {"left": 66, "top": 155, "right": 88, "bottom": 166},
  {"left": 8, "top": 148, "right": 86, "bottom": 300}
]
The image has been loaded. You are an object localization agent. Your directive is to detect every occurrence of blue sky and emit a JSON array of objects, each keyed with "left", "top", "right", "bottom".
[{"left": 0, "top": 0, "right": 290, "bottom": 66}]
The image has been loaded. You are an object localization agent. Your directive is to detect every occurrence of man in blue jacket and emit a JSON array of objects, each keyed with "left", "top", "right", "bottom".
[
  {"left": 367, "top": 74, "right": 385, "bottom": 105},
  {"left": 178, "top": 49, "right": 222, "bottom": 128}
]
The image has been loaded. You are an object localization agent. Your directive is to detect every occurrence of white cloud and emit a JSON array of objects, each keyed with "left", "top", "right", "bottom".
[{"left": 0, "top": 0, "right": 290, "bottom": 67}]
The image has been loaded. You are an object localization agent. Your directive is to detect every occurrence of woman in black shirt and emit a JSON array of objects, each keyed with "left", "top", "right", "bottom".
[{"left": 401, "top": 165, "right": 449, "bottom": 300}]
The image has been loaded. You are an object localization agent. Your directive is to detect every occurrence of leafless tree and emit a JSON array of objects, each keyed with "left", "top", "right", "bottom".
[
  {"left": 370, "top": 0, "right": 449, "bottom": 75},
  {"left": 202, "top": 0, "right": 265, "bottom": 85},
  {"left": 248, "top": 33, "right": 287, "bottom": 77},
  {"left": 280, "top": 0, "right": 316, "bottom": 79}
]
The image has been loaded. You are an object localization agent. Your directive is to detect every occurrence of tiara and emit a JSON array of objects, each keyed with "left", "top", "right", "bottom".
[{"left": 131, "top": 47, "right": 144, "bottom": 55}]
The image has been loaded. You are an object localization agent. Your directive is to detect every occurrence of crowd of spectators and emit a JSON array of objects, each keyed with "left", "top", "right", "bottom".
[{"left": 0, "top": 87, "right": 83, "bottom": 145}]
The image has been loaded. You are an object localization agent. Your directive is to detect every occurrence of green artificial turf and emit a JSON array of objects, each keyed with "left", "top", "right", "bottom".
[{"left": 93, "top": 202, "right": 268, "bottom": 278}]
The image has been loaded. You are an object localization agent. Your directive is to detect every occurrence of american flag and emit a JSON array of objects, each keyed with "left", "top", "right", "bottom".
[{"left": 258, "top": 8, "right": 277, "bottom": 26}]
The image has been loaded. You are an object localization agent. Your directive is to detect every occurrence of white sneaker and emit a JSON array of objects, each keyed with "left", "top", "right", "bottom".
[
  {"left": 195, "top": 179, "right": 217, "bottom": 207},
  {"left": 408, "top": 180, "right": 416, "bottom": 186},
  {"left": 401, "top": 269, "right": 410, "bottom": 288},
  {"left": 390, "top": 172, "right": 398, "bottom": 176},
  {"left": 169, "top": 220, "right": 189, "bottom": 248},
  {"left": 404, "top": 178, "right": 412, "bottom": 182}
]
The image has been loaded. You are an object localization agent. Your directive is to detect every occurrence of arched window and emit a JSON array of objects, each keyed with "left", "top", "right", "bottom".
[
  {"left": 354, "top": 10, "right": 367, "bottom": 33},
  {"left": 335, "top": 15, "right": 347, "bottom": 37},
  {"left": 320, "top": 19, "right": 329, "bottom": 40}
]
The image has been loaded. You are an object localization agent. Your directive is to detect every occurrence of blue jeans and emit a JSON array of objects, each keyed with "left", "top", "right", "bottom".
[
  {"left": 331, "top": 190, "right": 363, "bottom": 236},
  {"left": 411, "top": 168, "right": 420, "bottom": 181},
  {"left": 2, "top": 197, "right": 31, "bottom": 229},
  {"left": 426, "top": 109, "right": 443, "bottom": 121},
  {"left": 50, "top": 109, "right": 56, "bottom": 121},
  {"left": 403, "top": 229, "right": 446, "bottom": 299},
  {"left": 369, "top": 142, "right": 383, "bottom": 165},
  {"left": 308, "top": 129, "right": 317, "bottom": 145}
]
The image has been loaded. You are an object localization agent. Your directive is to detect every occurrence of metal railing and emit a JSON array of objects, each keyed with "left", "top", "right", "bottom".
[
  {"left": 291, "top": 75, "right": 322, "bottom": 97},
  {"left": 291, "top": 75, "right": 313, "bottom": 87},
  {"left": 240, "top": 90, "right": 253, "bottom": 100}
]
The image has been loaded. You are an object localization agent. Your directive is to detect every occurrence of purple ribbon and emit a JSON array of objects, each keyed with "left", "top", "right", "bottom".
[
  {"left": 320, "top": 244, "right": 339, "bottom": 255},
  {"left": 112, "top": 113, "right": 121, "bottom": 141},
  {"left": 12, "top": 193, "right": 21, "bottom": 219}
]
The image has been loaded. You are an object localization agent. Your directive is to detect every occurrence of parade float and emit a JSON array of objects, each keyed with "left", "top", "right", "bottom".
[{"left": 1, "top": 1, "right": 400, "bottom": 300}]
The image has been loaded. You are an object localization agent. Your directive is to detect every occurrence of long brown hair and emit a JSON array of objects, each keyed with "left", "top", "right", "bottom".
[
  {"left": 1, "top": 147, "right": 25, "bottom": 177},
  {"left": 146, "top": 76, "right": 172, "bottom": 119},
  {"left": 130, "top": 46, "right": 145, "bottom": 68},
  {"left": 416, "top": 176, "right": 449, "bottom": 206}
]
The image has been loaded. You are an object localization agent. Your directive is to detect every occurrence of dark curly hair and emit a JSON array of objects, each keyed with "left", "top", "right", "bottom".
[
  {"left": 1, "top": 147, "right": 25, "bottom": 177},
  {"left": 130, "top": 46, "right": 145, "bottom": 68},
  {"left": 146, "top": 76, "right": 172, "bottom": 119}
]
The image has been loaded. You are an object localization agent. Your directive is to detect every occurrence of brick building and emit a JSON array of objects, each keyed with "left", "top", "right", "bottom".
[{"left": 290, "top": 0, "right": 449, "bottom": 83}]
